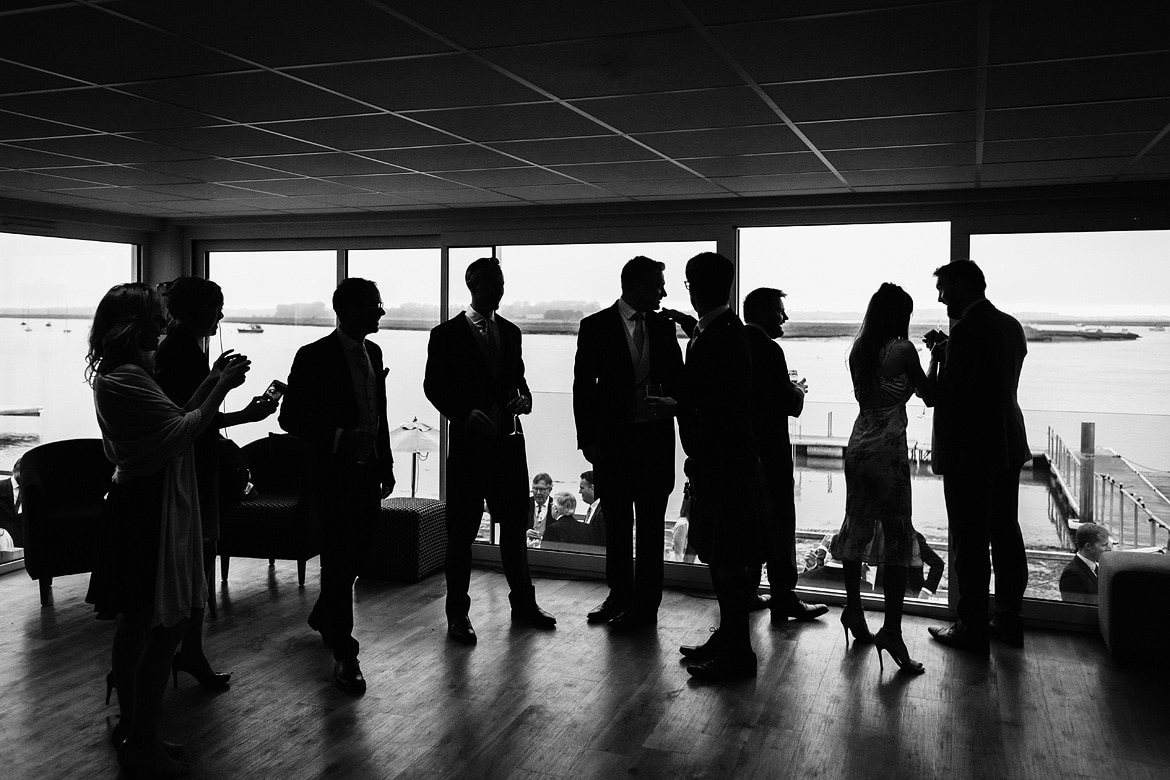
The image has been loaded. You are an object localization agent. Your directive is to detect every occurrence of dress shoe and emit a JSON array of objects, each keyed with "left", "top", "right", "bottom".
[
  {"left": 117, "top": 736, "right": 190, "bottom": 778},
  {"left": 874, "top": 628, "right": 925, "bottom": 674},
  {"left": 586, "top": 597, "right": 627, "bottom": 624},
  {"left": 686, "top": 650, "right": 758, "bottom": 682},
  {"left": 989, "top": 619, "right": 1024, "bottom": 648},
  {"left": 307, "top": 614, "right": 334, "bottom": 649},
  {"left": 172, "top": 652, "right": 231, "bottom": 689},
  {"left": 748, "top": 593, "right": 771, "bottom": 611},
  {"left": 333, "top": 657, "right": 366, "bottom": 694},
  {"left": 608, "top": 608, "right": 657, "bottom": 631},
  {"left": 680, "top": 629, "right": 722, "bottom": 663},
  {"left": 928, "top": 623, "right": 989, "bottom": 655},
  {"left": 512, "top": 604, "right": 557, "bottom": 629},
  {"left": 447, "top": 616, "right": 477, "bottom": 646},
  {"left": 840, "top": 606, "right": 874, "bottom": 644},
  {"left": 773, "top": 599, "right": 830, "bottom": 623},
  {"left": 109, "top": 720, "right": 183, "bottom": 759}
]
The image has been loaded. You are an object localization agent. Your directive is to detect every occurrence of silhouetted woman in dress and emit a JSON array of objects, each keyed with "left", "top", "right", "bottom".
[
  {"left": 155, "top": 277, "right": 276, "bottom": 689},
  {"left": 86, "top": 283, "right": 248, "bottom": 776},
  {"left": 831, "top": 283, "right": 932, "bottom": 674}
]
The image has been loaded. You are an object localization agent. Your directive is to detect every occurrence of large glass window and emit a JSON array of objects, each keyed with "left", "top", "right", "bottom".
[
  {"left": 739, "top": 223, "right": 954, "bottom": 600},
  {"left": 971, "top": 230, "right": 1170, "bottom": 602},
  {"left": 207, "top": 250, "right": 337, "bottom": 449},
  {"left": 0, "top": 232, "right": 136, "bottom": 472},
  {"left": 348, "top": 249, "right": 441, "bottom": 499}
]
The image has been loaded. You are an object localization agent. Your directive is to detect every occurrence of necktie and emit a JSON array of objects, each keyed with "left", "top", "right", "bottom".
[
  {"left": 632, "top": 312, "right": 646, "bottom": 361},
  {"left": 481, "top": 319, "right": 500, "bottom": 364}
]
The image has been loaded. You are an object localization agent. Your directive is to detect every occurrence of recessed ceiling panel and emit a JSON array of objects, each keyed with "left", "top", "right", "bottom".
[
  {"left": 364, "top": 144, "right": 519, "bottom": 171},
  {"left": 322, "top": 172, "right": 468, "bottom": 192},
  {"left": 408, "top": 103, "right": 611, "bottom": 141},
  {"left": 711, "top": 172, "right": 845, "bottom": 193},
  {"left": 635, "top": 125, "right": 804, "bottom": 157},
  {"left": 131, "top": 126, "right": 324, "bottom": 158},
  {"left": 138, "top": 182, "right": 271, "bottom": 200},
  {"left": 405, "top": 188, "right": 519, "bottom": 205},
  {"left": 17, "top": 134, "right": 202, "bottom": 164},
  {"left": 799, "top": 113, "right": 975, "bottom": 150},
  {"left": 549, "top": 160, "right": 698, "bottom": 183},
  {"left": 297, "top": 54, "right": 537, "bottom": 111},
  {"left": 766, "top": 70, "right": 977, "bottom": 123},
  {"left": 0, "top": 109, "right": 85, "bottom": 142},
  {"left": 0, "top": 143, "right": 92, "bottom": 169},
  {"left": 985, "top": 100, "right": 1170, "bottom": 141},
  {"left": 29, "top": 165, "right": 194, "bottom": 187},
  {"left": 576, "top": 88, "right": 781, "bottom": 133},
  {"left": 243, "top": 153, "right": 405, "bottom": 177},
  {"left": 482, "top": 30, "right": 741, "bottom": 98},
  {"left": 488, "top": 135, "right": 662, "bottom": 165},
  {"left": 986, "top": 54, "right": 1170, "bottom": 109},
  {"left": 844, "top": 167, "right": 977, "bottom": 188},
  {"left": 0, "top": 169, "right": 103, "bottom": 190},
  {"left": 603, "top": 178, "right": 728, "bottom": 197},
  {"left": 441, "top": 167, "right": 576, "bottom": 187},
  {"left": 301, "top": 193, "right": 424, "bottom": 209},
  {"left": 983, "top": 135, "right": 1153, "bottom": 164},
  {"left": 826, "top": 143, "right": 976, "bottom": 170},
  {"left": 230, "top": 178, "right": 368, "bottom": 197},
  {"left": 988, "top": 1, "right": 1169, "bottom": 63},
  {"left": 262, "top": 115, "right": 457, "bottom": 151},
  {"left": 681, "top": 152, "right": 829, "bottom": 177},
  {"left": 0, "top": 60, "right": 79, "bottom": 94},
  {"left": 982, "top": 158, "right": 1129, "bottom": 181},
  {"left": 126, "top": 72, "right": 368, "bottom": 123},
  {"left": 0, "top": 89, "right": 218, "bottom": 134},
  {"left": 494, "top": 183, "right": 620, "bottom": 201},
  {"left": 52, "top": 186, "right": 184, "bottom": 203},
  {"left": 135, "top": 157, "right": 295, "bottom": 182},
  {"left": 687, "top": 1, "right": 904, "bottom": 25}
]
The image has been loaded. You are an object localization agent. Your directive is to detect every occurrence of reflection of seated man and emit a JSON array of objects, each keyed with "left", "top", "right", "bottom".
[
  {"left": 667, "top": 481, "right": 697, "bottom": 563},
  {"left": 525, "top": 473, "right": 553, "bottom": 547},
  {"left": 1060, "top": 523, "right": 1111, "bottom": 604},
  {"left": 578, "top": 470, "right": 605, "bottom": 547},
  {"left": 800, "top": 533, "right": 874, "bottom": 591},
  {"left": 544, "top": 492, "right": 595, "bottom": 547},
  {"left": 876, "top": 532, "right": 944, "bottom": 598}
]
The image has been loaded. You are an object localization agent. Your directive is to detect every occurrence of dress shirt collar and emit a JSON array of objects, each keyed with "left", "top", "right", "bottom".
[
  {"left": 696, "top": 304, "right": 730, "bottom": 335},
  {"left": 466, "top": 306, "right": 496, "bottom": 328},
  {"left": 745, "top": 322, "right": 770, "bottom": 338},
  {"left": 959, "top": 296, "right": 987, "bottom": 320},
  {"left": 335, "top": 327, "right": 365, "bottom": 353},
  {"left": 1076, "top": 551, "right": 1099, "bottom": 576},
  {"left": 617, "top": 297, "right": 640, "bottom": 321}
]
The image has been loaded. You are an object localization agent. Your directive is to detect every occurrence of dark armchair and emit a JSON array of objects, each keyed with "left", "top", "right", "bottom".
[
  {"left": 14, "top": 439, "right": 113, "bottom": 606},
  {"left": 219, "top": 433, "right": 320, "bottom": 586}
]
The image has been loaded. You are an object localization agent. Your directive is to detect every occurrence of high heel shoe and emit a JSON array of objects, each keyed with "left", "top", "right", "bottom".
[
  {"left": 117, "top": 736, "right": 190, "bottom": 778},
  {"left": 874, "top": 628, "right": 925, "bottom": 674},
  {"left": 105, "top": 670, "right": 115, "bottom": 705},
  {"left": 839, "top": 607, "right": 874, "bottom": 644},
  {"left": 110, "top": 721, "right": 183, "bottom": 758},
  {"left": 171, "top": 653, "right": 231, "bottom": 689}
]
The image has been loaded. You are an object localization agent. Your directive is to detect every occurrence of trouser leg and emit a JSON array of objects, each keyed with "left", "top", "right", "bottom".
[
  {"left": 444, "top": 478, "right": 483, "bottom": 621},
  {"left": 603, "top": 493, "right": 635, "bottom": 603},
  {"left": 632, "top": 492, "right": 667, "bottom": 611},
  {"left": 990, "top": 467, "right": 1027, "bottom": 622},
  {"left": 945, "top": 472, "right": 992, "bottom": 633},
  {"left": 711, "top": 565, "right": 753, "bottom": 654}
]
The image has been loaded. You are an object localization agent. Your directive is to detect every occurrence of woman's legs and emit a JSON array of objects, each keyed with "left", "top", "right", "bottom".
[
  {"left": 881, "top": 565, "right": 908, "bottom": 633},
  {"left": 842, "top": 560, "right": 864, "bottom": 611},
  {"left": 112, "top": 609, "right": 148, "bottom": 724},
  {"left": 129, "top": 618, "right": 187, "bottom": 742}
]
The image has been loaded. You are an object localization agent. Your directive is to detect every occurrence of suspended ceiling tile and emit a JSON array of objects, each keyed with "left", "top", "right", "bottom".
[
  {"left": 125, "top": 72, "right": 367, "bottom": 124},
  {"left": 634, "top": 125, "right": 804, "bottom": 157},
  {"left": 364, "top": 144, "right": 519, "bottom": 171},
  {"left": 0, "top": 169, "right": 103, "bottom": 190},
  {"left": 713, "top": 4, "right": 976, "bottom": 83},
  {"left": 160, "top": 199, "right": 283, "bottom": 214},
  {"left": 407, "top": 103, "right": 610, "bottom": 141},
  {"left": 481, "top": 29, "right": 741, "bottom": 99},
  {"left": 52, "top": 186, "right": 184, "bottom": 203},
  {"left": 982, "top": 135, "right": 1153, "bottom": 164},
  {"left": 766, "top": 69, "right": 977, "bottom": 123},
  {"left": 576, "top": 88, "right": 781, "bottom": 133},
  {"left": 403, "top": 188, "right": 521, "bottom": 205},
  {"left": 985, "top": 100, "right": 1170, "bottom": 140},
  {"left": 441, "top": 167, "right": 576, "bottom": 187},
  {"left": 844, "top": 167, "right": 978, "bottom": 187},
  {"left": 0, "top": 90, "right": 217, "bottom": 134},
  {"left": 321, "top": 172, "right": 468, "bottom": 192},
  {"left": 297, "top": 54, "right": 537, "bottom": 111},
  {"left": 115, "top": 0, "right": 451, "bottom": 67},
  {"left": 0, "top": 5, "right": 244, "bottom": 83},
  {"left": 602, "top": 178, "right": 728, "bottom": 197},
  {"left": 981, "top": 158, "right": 1130, "bottom": 181},
  {"left": 0, "top": 188, "right": 123, "bottom": 208},
  {"left": 229, "top": 178, "right": 369, "bottom": 197},
  {"left": 28, "top": 165, "right": 194, "bottom": 187},
  {"left": 986, "top": 53, "right": 1170, "bottom": 110},
  {"left": 0, "top": 60, "right": 80, "bottom": 94},
  {"left": 826, "top": 143, "right": 976, "bottom": 170},
  {"left": 1124, "top": 154, "right": 1170, "bottom": 176},
  {"left": 299, "top": 193, "right": 424, "bottom": 209},
  {"left": 0, "top": 143, "right": 93, "bottom": 169},
  {"left": 262, "top": 114, "right": 456, "bottom": 151},
  {"left": 493, "top": 183, "right": 620, "bottom": 201},
  {"left": 16, "top": 134, "right": 201, "bottom": 163},
  {"left": 242, "top": 153, "right": 406, "bottom": 177},
  {"left": 134, "top": 157, "right": 294, "bottom": 182},
  {"left": 987, "top": 1, "right": 1169, "bottom": 63},
  {"left": 549, "top": 160, "right": 698, "bottom": 183},
  {"left": 138, "top": 182, "right": 273, "bottom": 200},
  {"left": 384, "top": 1, "right": 684, "bottom": 49},
  {"left": 0, "top": 110, "right": 87, "bottom": 142},
  {"left": 710, "top": 172, "right": 845, "bottom": 192},
  {"left": 487, "top": 135, "right": 662, "bottom": 165},
  {"left": 680, "top": 152, "right": 829, "bottom": 177},
  {"left": 131, "top": 126, "right": 324, "bottom": 158},
  {"left": 212, "top": 196, "right": 316, "bottom": 211},
  {"left": 799, "top": 113, "right": 976, "bottom": 150}
]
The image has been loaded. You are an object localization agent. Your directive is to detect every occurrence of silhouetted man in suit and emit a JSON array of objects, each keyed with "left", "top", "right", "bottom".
[
  {"left": 1059, "top": 523, "right": 1111, "bottom": 604},
  {"left": 925, "top": 260, "right": 1030, "bottom": 654},
  {"left": 525, "top": 472, "right": 553, "bottom": 545},
  {"left": 280, "top": 278, "right": 394, "bottom": 694},
  {"left": 742, "top": 287, "right": 829, "bottom": 624},
  {"left": 424, "top": 258, "right": 556, "bottom": 646},
  {"left": 664, "top": 252, "right": 770, "bottom": 681},
  {"left": 573, "top": 256, "right": 683, "bottom": 630},
  {"left": 579, "top": 470, "right": 605, "bottom": 547}
]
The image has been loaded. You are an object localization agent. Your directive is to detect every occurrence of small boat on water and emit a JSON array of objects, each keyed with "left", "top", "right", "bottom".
[{"left": 237, "top": 323, "right": 264, "bottom": 334}]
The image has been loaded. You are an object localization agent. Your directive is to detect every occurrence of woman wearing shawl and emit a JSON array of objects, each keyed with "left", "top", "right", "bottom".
[
  {"left": 85, "top": 283, "right": 249, "bottom": 778},
  {"left": 155, "top": 277, "right": 276, "bottom": 689}
]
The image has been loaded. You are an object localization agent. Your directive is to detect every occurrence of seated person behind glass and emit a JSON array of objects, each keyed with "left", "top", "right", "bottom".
[
  {"left": 1059, "top": 523, "right": 1111, "bottom": 604},
  {"left": 543, "top": 492, "right": 595, "bottom": 547},
  {"left": 875, "top": 531, "right": 944, "bottom": 598}
]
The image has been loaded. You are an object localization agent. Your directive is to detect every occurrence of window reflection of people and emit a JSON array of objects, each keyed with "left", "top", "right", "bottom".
[
  {"left": 1059, "top": 523, "right": 1112, "bottom": 604},
  {"left": 156, "top": 276, "right": 277, "bottom": 690},
  {"left": 830, "top": 283, "right": 932, "bottom": 674},
  {"left": 544, "top": 492, "right": 595, "bottom": 546},
  {"left": 578, "top": 471, "right": 605, "bottom": 546},
  {"left": 875, "top": 532, "right": 944, "bottom": 598},
  {"left": 85, "top": 283, "right": 248, "bottom": 777},
  {"left": 525, "top": 473, "right": 553, "bottom": 546}
]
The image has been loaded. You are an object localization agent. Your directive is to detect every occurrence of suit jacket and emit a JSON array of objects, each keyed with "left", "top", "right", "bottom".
[
  {"left": 278, "top": 330, "right": 393, "bottom": 482},
  {"left": 930, "top": 300, "right": 1030, "bottom": 475},
  {"left": 573, "top": 303, "right": 683, "bottom": 493},
  {"left": 584, "top": 501, "right": 606, "bottom": 545},
  {"left": 543, "top": 514, "right": 596, "bottom": 545},
  {"left": 526, "top": 498, "right": 552, "bottom": 532},
  {"left": 1059, "top": 556, "right": 1098, "bottom": 602},
  {"left": 746, "top": 325, "right": 804, "bottom": 470},
  {"left": 678, "top": 309, "right": 767, "bottom": 566}
]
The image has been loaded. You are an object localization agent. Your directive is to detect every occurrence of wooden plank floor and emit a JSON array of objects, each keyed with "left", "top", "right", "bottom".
[{"left": 2, "top": 559, "right": 1167, "bottom": 779}]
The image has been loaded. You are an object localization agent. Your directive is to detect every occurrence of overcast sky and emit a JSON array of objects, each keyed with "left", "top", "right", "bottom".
[{"left": 2, "top": 226, "right": 1168, "bottom": 317}]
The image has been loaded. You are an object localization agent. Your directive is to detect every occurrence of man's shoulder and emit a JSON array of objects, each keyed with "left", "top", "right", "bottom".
[{"left": 296, "top": 331, "right": 340, "bottom": 357}]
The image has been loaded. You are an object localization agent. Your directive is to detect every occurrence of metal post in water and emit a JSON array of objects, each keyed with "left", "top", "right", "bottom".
[
  {"left": 827, "top": 411, "right": 833, "bottom": 438},
  {"left": 1079, "top": 422, "right": 1095, "bottom": 522}
]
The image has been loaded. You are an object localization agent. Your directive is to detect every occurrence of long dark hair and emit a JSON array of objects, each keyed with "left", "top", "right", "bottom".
[
  {"left": 85, "top": 283, "right": 162, "bottom": 384},
  {"left": 162, "top": 276, "right": 223, "bottom": 332},
  {"left": 849, "top": 283, "right": 913, "bottom": 397}
]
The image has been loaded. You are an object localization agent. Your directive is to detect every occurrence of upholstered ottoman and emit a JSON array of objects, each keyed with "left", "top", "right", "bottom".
[
  {"left": 358, "top": 498, "right": 446, "bottom": 582},
  {"left": 1098, "top": 550, "right": 1170, "bottom": 665}
]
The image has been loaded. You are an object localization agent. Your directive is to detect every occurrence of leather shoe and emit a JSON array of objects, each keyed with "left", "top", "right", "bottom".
[
  {"left": 333, "top": 657, "right": 366, "bottom": 695},
  {"left": 773, "top": 599, "right": 830, "bottom": 623},
  {"left": 447, "top": 616, "right": 477, "bottom": 645},
  {"left": 748, "top": 594, "right": 771, "bottom": 611},
  {"left": 989, "top": 619, "right": 1024, "bottom": 648},
  {"left": 512, "top": 605, "right": 557, "bottom": 629},
  {"left": 686, "top": 650, "right": 758, "bottom": 682},
  {"left": 928, "top": 623, "right": 989, "bottom": 655},
  {"left": 586, "top": 597, "right": 627, "bottom": 624},
  {"left": 607, "top": 608, "right": 657, "bottom": 632},
  {"left": 680, "top": 629, "right": 722, "bottom": 663},
  {"left": 307, "top": 614, "right": 333, "bottom": 649}
]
